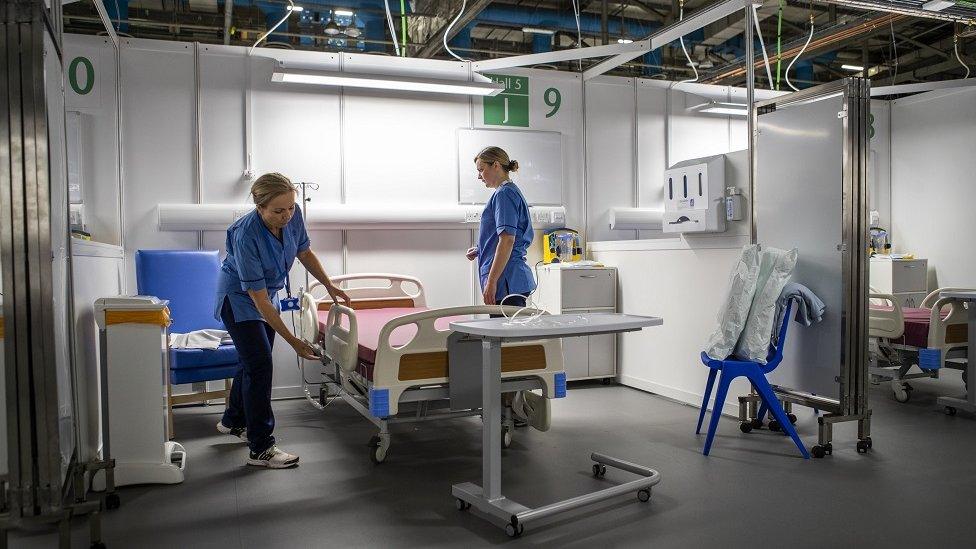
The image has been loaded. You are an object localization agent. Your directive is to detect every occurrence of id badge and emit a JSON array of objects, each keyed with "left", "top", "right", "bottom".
[{"left": 280, "top": 296, "right": 300, "bottom": 312}]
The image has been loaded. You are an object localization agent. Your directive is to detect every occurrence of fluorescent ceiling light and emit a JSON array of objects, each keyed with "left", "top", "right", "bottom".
[
  {"left": 922, "top": 0, "right": 955, "bottom": 11},
  {"left": 841, "top": 64, "right": 865, "bottom": 71},
  {"left": 271, "top": 68, "right": 506, "bottom": 96},
  {"left": 687, "top": 100, "right": 748, "bottom": 116},
  {"left": 617, "top": 38, "right": 633, "bottom": 44},
  {"left": 334, "top": 9, "right": 355, "bottom": 16},
  {"left": 287, "top": 5, "right": 303, "bottom": 12},
  {"left": 522, "top": 27, "right": 555, "bottom": 35}
]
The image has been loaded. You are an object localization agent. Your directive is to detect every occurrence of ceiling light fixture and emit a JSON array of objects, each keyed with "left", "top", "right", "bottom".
[
  {"left": 344, "top": 25, "right": 362, "bottom": 38},
  {"left": 324, "top": 19, "right": 341, "bottom": 36},
  {"left": 287, "top": 5, "right": 303, "bottom": 12},
  {"left": 617, "top": 38, "right": 633, "bottom": 44},
  {"left": 687, "top": 100, "right": 748, "bottom": 117},
  {"left": 271, "top": 67, "right": 506, "bottom": 96},
  {"left": 334, "top": 9, "right": 355, "bottom": 17},
  {"left": 522, "top": 27, "right": 556, "bottom": 35},
  {"left": 922, "top": 0, "right": 955, "bottom": 11},
  {"left": 841, "top": 64, "right": 865, "bottom": 71}
]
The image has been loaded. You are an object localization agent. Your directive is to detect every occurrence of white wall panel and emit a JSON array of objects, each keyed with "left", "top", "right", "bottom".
[
  {"left": 199, "top": 46, "right": 248, "bottom": 203},
  {"left": 585, "top": 78, "right": 636, "bottom": 242},
  {"left": 341, "top": 77, "right": 470, "bottom": 205},
  {"left": 345, "top": 230, "right": 474, "bottom": 308},
  {"left": 249, "top": 52, "right": 342, "bottom": 204},
  {"left": 120, "top": 39, "right": 198, "bottom": 291},
  {"left": 891, "top": 88, "right": 976, "bottom": 289},
  {"left": 868, "top": 99, "right": 891, "bottom": 231},
  {"left": 63, "top": 35, "right": 121, "bottom": 245}
]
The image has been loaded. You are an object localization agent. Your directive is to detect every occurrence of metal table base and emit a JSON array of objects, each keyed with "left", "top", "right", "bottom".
[{"left": 452, "top": 337, "right": 661, "bottom": 537}]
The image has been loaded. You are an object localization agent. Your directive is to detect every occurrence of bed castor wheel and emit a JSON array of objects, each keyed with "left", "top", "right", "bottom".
[
  {"left": 739, "top": 422, "right": 753, "bottom": 434},
  {"left": 856, "top": 439, "right": 871, "bottom": 454},
  {"left": 502, "top": 427, "right": 513, "bottom": 449},
  {"left": 811, "top": 445, "right": 826, "bottom": 459},
  {"left": 455, "top": 498, "right": 471, "bottom": 511},
  {"left": 505, "top": 521, "right": 524, "bottom": 538},
  {"left": 893, "top": 383, "right": 912, "bottom": 403},
  {"left": 368, "top": 435, "right": 389, "bottom": 464},
  {"left": 750, "top": 418, "right": 764, "bottom": 429},
  {"left": 768, "top": 419, "right": 781, "bottom": 432},
  {"left": 945, "top": 406, "right": 957, "bottom": 416},
  {"left": 788, "top": 413, "right": 797, "bottom": 425},
  {"left": 105, "top": 493, "right": 120, "bottom": 510},
  {"left": 637, "top": 489, "right": 651, "bottom": 503},
  {"left": 592, "top": 463, "right": 607, "bottom": 477}
]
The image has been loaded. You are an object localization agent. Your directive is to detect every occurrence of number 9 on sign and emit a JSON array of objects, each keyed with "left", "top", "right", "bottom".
[{"left": 544, "top": 87, "right": 561, "bottom": 118}]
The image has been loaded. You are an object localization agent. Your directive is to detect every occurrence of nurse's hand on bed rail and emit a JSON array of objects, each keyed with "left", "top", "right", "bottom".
[
  {"left": 325, "top": 283, "right": 352, "bottom": 307},
  {"left": 466, "top": 246, "right": 478, "bottom": 261},
  {"left": 288, "top": 336, "right": 321, "bottom": 360}
]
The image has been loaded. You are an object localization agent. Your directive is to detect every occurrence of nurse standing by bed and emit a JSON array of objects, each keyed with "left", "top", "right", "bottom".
[
  {"left": 465, "top": 146, "right": 536, "bottom": 307},
  {"left": 214, "top": 172, "right": 350, "bottom": 469}
]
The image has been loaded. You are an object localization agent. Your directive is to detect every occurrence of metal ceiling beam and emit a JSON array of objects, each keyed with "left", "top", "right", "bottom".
[
  {"left": 582, "top": 0, "right": 748, "bottom": 80},
  {"left": 809, "top": 0, "right": 976, "bottom": 24},
  {"left": 891, "top": 51, "right": 975, "bottom": 82},
  {"left": 872, "top": 77, "right": 976, "bottom": 96},
  {"left": 415, "top": 0, "right": 494, "bottom": 58},
  {"left": 91, "top": 0, "right": 119, "bottom": 47}
]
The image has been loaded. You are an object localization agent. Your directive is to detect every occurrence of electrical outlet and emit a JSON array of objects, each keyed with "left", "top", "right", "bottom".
[
  {"left": 464, "top": 211, "right": 480, "bottom": 223},
  {"left": 550, "top": 211, "right": 566, "bottom": 224}
]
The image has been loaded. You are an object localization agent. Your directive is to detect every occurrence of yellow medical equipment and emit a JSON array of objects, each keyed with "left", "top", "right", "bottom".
[{"left": 543, "top": 229, "right": 583, "bottom": 264}]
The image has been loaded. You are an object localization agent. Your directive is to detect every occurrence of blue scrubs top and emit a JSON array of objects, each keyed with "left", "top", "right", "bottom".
[
  {"left": 477, "top": 181, "right": 536, "bottom": 301},
  {"left": 214, "top": 205, "right": 310, "bottom": 323}
]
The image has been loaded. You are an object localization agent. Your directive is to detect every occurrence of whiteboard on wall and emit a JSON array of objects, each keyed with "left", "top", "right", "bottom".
[{"left": 457, "top": 128, "right": 562, "bottom": 205}]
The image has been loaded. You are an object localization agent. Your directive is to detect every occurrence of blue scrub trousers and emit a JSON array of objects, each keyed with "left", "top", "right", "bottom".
[{"left": 220, "top": 298, "right": 276, "bottom": 455}]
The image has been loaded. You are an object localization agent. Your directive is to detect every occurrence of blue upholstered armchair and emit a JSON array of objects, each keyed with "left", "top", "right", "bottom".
[{"left": 136, "top": 250, "right": 239, "bottom": 438}]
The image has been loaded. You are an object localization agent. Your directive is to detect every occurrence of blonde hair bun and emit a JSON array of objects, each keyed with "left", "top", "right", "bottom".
[
  {"left": 507, "top": 159, "right": 519, "bottom": 172},
  {"left": 250, "top": 172, "right": 296, "bottom": 207}
]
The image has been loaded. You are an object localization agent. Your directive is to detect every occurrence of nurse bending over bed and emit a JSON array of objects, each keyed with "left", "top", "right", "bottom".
[{"left": 213, "top": 172, "right": 350, "bottom": 469}]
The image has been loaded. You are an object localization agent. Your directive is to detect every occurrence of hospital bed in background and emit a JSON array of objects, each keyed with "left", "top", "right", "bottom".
[
  {"left": 302, "top": 274, "right": 566, "bottom": 463},
  {"left": 869, "top": 288, "right": 970, "bottom": 402}
]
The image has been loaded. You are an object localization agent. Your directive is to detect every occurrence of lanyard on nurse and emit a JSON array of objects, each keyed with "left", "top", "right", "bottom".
[{"left": 262, "top": 226, "right": 300, "bottom": 310}]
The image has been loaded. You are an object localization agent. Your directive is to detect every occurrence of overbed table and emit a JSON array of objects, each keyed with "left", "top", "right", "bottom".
[
  {"left": 448, "top": 313, "right": 663, "bottom": 537},
  {"left": 937, "top": 291, "right": 976, "bottom": 416}
]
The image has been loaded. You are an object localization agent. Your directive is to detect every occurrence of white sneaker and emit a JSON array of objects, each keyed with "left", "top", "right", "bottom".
[
  {"left": 216, "top": 421, "right": 247, "bottom": 442},
  {"left": 246, "top": 446, "right": 299, "bottom": 469}
]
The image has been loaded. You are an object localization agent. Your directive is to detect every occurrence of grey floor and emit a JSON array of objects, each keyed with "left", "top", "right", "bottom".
[{"left": 13, "top": 372, "right": 976, "bottom": 549}]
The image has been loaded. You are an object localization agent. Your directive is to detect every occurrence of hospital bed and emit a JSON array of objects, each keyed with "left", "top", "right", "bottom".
[
  {"left": 301, "top": 274, "right": 566, "bottom": 463},
  {"left": 869, "top": 288, "right": 970, "bottom": 402}
]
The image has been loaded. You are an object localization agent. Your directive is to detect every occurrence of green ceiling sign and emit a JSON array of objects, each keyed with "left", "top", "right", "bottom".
[{"left": 484, "top": 74, "right": 529, "bottom": 127}]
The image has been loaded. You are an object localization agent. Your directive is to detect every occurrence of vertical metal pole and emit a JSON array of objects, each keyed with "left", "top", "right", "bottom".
[
  {"left": 193, "top": 43, "right": 203, "bottom": 249},
  {"left": 746, "top": 1, "right": 756, "bottom": 244},
  {"left": 601, "top": 0, "right": 609, "bottom": 45},
  {"left": 481, "top": 338, "right": 502, "bottom": 500},
  {"left": 223, "top": 0, "right": 233, "bottom": 45}
]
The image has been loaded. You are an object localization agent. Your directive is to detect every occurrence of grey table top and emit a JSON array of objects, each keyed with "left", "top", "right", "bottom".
[
  {"left": 450, "top": 312, "right": 663, "bottom": 339},
  {"left": 940, "top": 290, "right": 976, "bottom": 301}
]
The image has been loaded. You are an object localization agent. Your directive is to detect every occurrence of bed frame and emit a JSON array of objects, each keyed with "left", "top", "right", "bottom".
[
  {"left": 308, "top": 274, "right": 565, "bottom": 463},
  {"left": 869, "top": 287, "right": 970, "bottom": 402}
]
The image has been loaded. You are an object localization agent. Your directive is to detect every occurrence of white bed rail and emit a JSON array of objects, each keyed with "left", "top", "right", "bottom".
[
  {"left": 310, "top": 273, "right": 426, "bottom": 307},
  {"left": 869, "top": 294, "right": 905, "bottom": 340},
  {"left": 322, "top": 303, "right": 359, "bottom": 373},
  {"left": 923, "top": 288, "right": 973, "bottom": 349}
]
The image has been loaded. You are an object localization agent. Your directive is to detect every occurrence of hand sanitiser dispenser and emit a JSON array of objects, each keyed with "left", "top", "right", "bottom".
[{"left": 662, "top": 154, "right": 726, "bottom": 234}]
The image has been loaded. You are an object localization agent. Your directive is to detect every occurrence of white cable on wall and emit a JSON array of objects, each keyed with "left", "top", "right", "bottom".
[
  {"left": 785, "top": 16, "right": 814, "bottom": 92},
  {"left": 444, "top": 0, "right": 469, "bottom": 62},
  {"left": 250, "top": 0, "right": 295, "bottom": 54},
  {"left": 753, "top": 4, "right": 775, "bottom": 90},
  {"left": 955, "top": 35, "right": 971, "bottom": 79},
  {"left": 383, "top": 0, "right": 402, "bottom": 57},
  {"left": 677, "top": 3, "right": 699, "bottom": 87}
]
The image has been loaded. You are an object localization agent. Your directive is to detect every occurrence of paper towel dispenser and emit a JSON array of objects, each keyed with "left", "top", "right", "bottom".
[{"left": 662, "top": 154, "right": 726, "bottom": 234}]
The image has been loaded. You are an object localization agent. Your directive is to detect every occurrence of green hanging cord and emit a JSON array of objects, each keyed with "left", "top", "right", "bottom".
[
  {"left": 400, "top": 0, "right": 408, "bottom": 56},
  {"left": 775, "top": 0, "right": 784, "bottom": 90}
]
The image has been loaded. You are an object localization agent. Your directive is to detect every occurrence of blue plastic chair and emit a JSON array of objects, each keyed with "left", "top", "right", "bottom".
[
  {"left": 695, "top": 301, "right": 810, "bottom": 459},
  {"left": 136, "top": 250, "right": 239, "bottom": 438}
]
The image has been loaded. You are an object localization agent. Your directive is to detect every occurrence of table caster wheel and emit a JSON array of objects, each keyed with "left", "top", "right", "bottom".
[
  {"left": 455, "top": 499, "right": 471, "bottom": 511},
  {"left": 739, "top": 422, "right": 753, "bottom": 434},
  {"left": 825, "top": 443, "right": 833, "bottom": 455},
  {"left": 945, "top": 406, "right": 957, "bottom": 416},
  {"left": 502, "top": 427, "right": 513, "bottom": 449},
  {"left": 749, "top": 418, "right": 764, "bottom": 429},
  {"left": 592, "top": 463, "right": 607, "bottom": 477},
  {"left": 788, "top": 413, "right": 797, "bottom": 425},
  {"left": 105, "top": 493, "right": 120, "bottom": 510},
  {"left": 368, "top": 435, "right": 389, "bottom": 464},
  {"left": 856, "top": 440, "right": 870, "bottom": 454},
  {"left": 811, "top": 445, "right": 826, "bottom": 459},
  {"left": 768, "top": 419, "right": 781, "bottom": 432},
  {"left": 505, "top": 522, "right": 524, "bottom": 538},
  {"left": 637, "top": 489, "right": 651, "bottom": 503},
  {"left": 864, "top": 436, "right": 873, "bottom": 449},
  {"left": 893, "top": 383, "right": 911, "bottom": 403}
]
